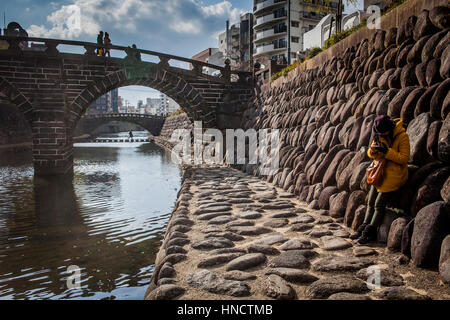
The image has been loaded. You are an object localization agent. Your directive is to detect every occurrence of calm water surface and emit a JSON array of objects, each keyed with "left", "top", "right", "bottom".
[{"left": 0, "top": 131, "right": 181, "bottom": 299}]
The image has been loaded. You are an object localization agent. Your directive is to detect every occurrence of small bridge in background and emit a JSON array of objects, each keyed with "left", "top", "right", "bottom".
[
  {"left": 0, "top": 35, "right": 253, "bottom": 175},
  {"left": 75, "top": 113, "right": 166, "bottom": 138}
]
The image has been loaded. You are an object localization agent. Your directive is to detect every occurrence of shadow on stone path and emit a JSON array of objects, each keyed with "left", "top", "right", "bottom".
[{"left": 146, "top": 166, "right": 449, "bottom": 300}]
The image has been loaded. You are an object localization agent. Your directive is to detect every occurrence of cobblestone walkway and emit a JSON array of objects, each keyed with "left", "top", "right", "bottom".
[{"left": 146, "top": 166, "right": 449, "bottom": 300}]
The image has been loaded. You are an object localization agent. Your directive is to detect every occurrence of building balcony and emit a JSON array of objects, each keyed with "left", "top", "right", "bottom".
[
  {"left": 254, "top": 11, "right": 287, "bottom": 29},
  {"left": 254, "top": 42, "right": 286, "bottom": 56},
  {"left": 254, "top": 0, "right": 287, "bottom": 15},
  {"left": 254, "top": 28, "right": 287, "bottom": 43},
  {"left": 300, "top": 0, "right": 339, "bottom": 9},
  {"left": 300, "top": 12, "right": 326, "bottom": 21}
]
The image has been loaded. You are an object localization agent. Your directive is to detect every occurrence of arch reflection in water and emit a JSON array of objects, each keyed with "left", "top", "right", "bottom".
[{"left": 0, "top": 138, "right": 181, "bottom": 299}]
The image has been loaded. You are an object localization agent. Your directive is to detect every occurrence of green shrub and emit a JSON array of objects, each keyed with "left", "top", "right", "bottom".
[
  {"left": 308, "top": 47, "right": 323, "bottom": 59},
  {"left": 168, "top": 108, "right": 185, "bottom": 117},
  {"left": 270, "top": 60, "right": 299, "bottom": 82}
]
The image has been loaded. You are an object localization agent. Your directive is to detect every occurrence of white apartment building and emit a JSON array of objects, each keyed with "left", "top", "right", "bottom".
[
  {"left": 303, "top": 10, "right": 361, "bottom": 51},
  {"left": 146, "top": 94, "right": 180, "bottom": 116},
  {"left": 253, "top": 0, "right": 339, "bottom": 64}
]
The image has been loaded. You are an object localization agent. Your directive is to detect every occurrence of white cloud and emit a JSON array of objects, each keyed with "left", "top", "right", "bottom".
[
  {"left": 171, "top": 21, "right": 201, "bottom": 35},
  {"left": 26, "top": 0, "right": 247, "bottom": 39},
  {"left": 201, "top": 1, "right": 244, "bottom": 23}
]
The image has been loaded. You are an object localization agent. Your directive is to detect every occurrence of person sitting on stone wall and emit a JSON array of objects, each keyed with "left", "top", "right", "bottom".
[{"left": 350, "top": 115, "right": 411, "bottom": 244}]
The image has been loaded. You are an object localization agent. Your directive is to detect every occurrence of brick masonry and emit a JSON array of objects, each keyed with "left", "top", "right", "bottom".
[
  {"left": 75, "top": 114, "right": 165, "bottom": 137},
  {"left": 0, "top": 50, "right": 252, "bottom": 175}
]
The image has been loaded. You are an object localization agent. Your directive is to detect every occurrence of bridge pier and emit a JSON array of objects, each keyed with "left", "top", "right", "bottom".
[
  {"left": 31, "top": 111, "right": 74, "bottom": 176},
  {"left": 0, "top": 35, "right": 253, "bottom": 177}
]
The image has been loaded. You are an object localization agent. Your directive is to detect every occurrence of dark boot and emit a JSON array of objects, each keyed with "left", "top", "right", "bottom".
[
  {"left": 356, "top": 224, "right": 377, "bottom": 245},
  {"left": 350, "top": 223, "right": 368, "bottom": 240}
]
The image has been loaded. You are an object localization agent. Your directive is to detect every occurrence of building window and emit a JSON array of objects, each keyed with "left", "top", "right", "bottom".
[
  {"left": 291, "top": 52, "right": 297, "bottom": 59},
  {"left": 291, "top": 20, "right": 299, "bottom": 27},
  {"left": 274, "top": 23, "right": 286, "bottom": 33},
  {"left": 291, "top": 36, "right": 299, "bottom": 43}
]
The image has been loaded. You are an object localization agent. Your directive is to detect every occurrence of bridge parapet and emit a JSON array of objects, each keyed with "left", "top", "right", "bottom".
[
  {"left": 0, "top": 36, "right": 251, "bottom": 85},
  {"left": 82, "top": 113, "right": 166, "bottom": 120},
  {"left": 0, "top": 36, "right": 253, "bottom": 176}
]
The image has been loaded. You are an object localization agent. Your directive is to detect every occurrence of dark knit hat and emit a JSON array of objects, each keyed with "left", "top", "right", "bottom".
[{"left": 373, "top": 115, "right": 395, "bottom": 135}]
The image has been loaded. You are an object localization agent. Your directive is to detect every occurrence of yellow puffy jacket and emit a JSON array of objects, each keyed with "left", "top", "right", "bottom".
[{"left": 367, "top": 118, "right": 410, "bottom": 193}]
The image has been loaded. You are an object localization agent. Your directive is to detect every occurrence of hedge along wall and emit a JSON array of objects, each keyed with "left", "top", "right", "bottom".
[{"left": 240, "top": 5, "right": 450, "bottom": 273}]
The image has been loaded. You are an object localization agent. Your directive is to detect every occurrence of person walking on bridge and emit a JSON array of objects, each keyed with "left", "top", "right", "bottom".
[
  {"left": 350, "top": 115, "right": 410, "bottom": 244},
  {"left": 104, "top": 32, "right": 111, "bottom": 57},
  {"left": 129, "top": 131, "right": 133, "bottom": 139},
  {"left": 96, "top": 31, "right": 104, "bottom": 56}
]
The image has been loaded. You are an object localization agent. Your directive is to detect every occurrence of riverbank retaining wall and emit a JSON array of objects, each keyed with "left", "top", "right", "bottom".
[
  {"left": 154, "top": 113, "right": 193, "bottom": 150},
  {"left": 240, "top": 3, "right": 450, "bottom": 281}
]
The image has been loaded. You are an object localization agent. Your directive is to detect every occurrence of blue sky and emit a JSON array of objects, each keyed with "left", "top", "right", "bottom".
[{"left": 1, "top": 0, "right": 363, "bottom": 106}]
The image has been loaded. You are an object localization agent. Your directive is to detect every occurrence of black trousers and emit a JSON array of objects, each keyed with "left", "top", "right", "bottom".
[{"left": 363, "top": 185, "right": 393, "bottom": 227}]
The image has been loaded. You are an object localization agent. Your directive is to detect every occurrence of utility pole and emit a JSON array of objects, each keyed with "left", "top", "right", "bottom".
[
  {"left": 3, "top": 12, "right": 6, "bottom": 36},
  {"left": 226, "top": 20, "right": 230, "bottom": 61},
  {"left": 336, "top": 0, "right": 343, "bottom": 33}
]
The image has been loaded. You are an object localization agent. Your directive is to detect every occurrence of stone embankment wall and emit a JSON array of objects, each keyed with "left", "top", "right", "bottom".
[
  {"left": 154, "top": 113, "right": 192, "bottom": 150},
  {"left": 241, "top": 5, "right": 450, "bottom": 282}
]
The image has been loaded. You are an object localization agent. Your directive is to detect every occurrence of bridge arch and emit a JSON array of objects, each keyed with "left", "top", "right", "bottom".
[
  {"left": 0, "top": 76, "right": 34, "bottom": 123},
  {"left": 0, "top": 35, "right": 253, "bottom": 176},
  {"left": 75, "top": 113, "right": 166, "bottom": 138},
  {"left": 67, "top": 68, "right": 211, "bottom": 132}
]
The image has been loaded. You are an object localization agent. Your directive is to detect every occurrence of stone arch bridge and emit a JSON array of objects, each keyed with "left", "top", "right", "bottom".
[
  {"left": 0, "top": 35, "right": 253, "bottom": 175},
  {"left": 75, "top": 113, "right": 166, "bottom": 138}
]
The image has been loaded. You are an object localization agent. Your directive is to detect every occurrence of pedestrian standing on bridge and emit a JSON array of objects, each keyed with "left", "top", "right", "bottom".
[
  {"left": 129, "top": 131, "right": 133, "bottom": 139},
  {"left": 104, "top": 32, "right": 111, "bottom": 58},
  {"left": 132, "top": 44, "right": 141, "bottom": 61},
  {"left": 96, "top": 31, "right": 104, "bottom": 56}
]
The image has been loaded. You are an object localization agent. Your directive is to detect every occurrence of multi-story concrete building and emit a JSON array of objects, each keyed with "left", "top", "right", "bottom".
[
  {"left": 90, "top": 92, "right": 110, "bottom": 114},
  {"left": 118, "top": 95, "right": 123, "bottom": 110},
  {"left": 146, "top": 94, "right": 180, "bottom": 116},
  {"left": 89, "top": 88, "right": 119, "bottom": 114},
  {"left": 221, "top": 13, "right": 254, "bottom": 68},
  {"left": 192, "top": 13, "right": 254, "bottom": 74},
  {"left": 253, "top": 0, "right": 339, "bottom": 64},
  {"left": 110, "top": 88, "right": 119, "bottom": 113}
]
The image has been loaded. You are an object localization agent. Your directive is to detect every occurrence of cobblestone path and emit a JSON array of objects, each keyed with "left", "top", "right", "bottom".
[{"left": 146, "top": 166, "right": 449, "bottom": 300}]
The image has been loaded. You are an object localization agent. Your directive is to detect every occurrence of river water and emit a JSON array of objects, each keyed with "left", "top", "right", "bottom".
[{"left": 0, "top": 131, "right": 182, "bottom": 300}]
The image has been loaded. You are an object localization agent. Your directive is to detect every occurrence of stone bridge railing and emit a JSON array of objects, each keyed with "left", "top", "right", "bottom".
[
  {"left": 76, "top": 112, "right": 167, "bottom": 137},
  {"left": 82, "top": 113, "right": 166, "bottom": 121},
  {"left": 0, "top": 35, "right": 252, "bottom": 85}
]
